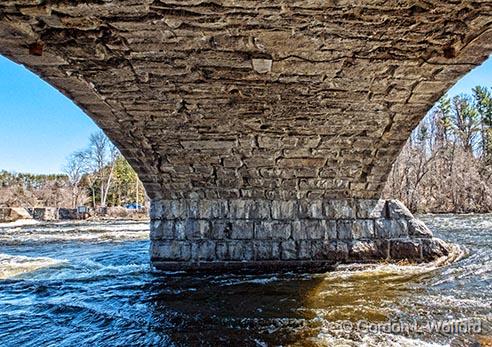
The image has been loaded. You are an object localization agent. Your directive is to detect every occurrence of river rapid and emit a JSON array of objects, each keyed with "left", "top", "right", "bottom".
[{"left": 0, "top": 215, "right": 490, "bottom": 346}]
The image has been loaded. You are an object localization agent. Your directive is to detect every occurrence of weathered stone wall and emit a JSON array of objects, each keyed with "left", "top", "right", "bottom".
[
  {"left": 58, "top": 208, "right": 79, "bottom": 220},
  {"left": 150, "top": 199, "right": 449, "bottom": 271},
  {"left": 29, "top": 208, "right": 58, "bottom": 221},
  {"left": 1, "top": 2, "right": 491, "bottom": 200},
  {"left": 0, "top": 2, "right": 483, "bottom": 270}
]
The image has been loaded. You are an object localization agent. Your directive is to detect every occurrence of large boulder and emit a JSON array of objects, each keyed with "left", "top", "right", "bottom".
[{"left": 0, "top": 207, "right": 32, "bottom": 222}]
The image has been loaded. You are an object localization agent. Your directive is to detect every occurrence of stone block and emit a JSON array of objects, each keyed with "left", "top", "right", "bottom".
[
  {"left": 351, "top": 220, "right": 374, "bottom": 239},
  {"left": 336, "top": 242, "right": 349, "bottom": 261},
  {"left": 280, "top": 240, "right": 297, "bottom": 260},
  {"left": 253, "top": 241, "right": 280, "bottom": 260},
  {"left": 210, "top": 221, "right": 232, "bottom": 239},
  {"left": 375, "top": 240, "right": 390, "bottom": 259},
  {"left": 324, "top": 199, "right": 355, "bottom": 219},
  {"left": 256, "top": 221, "right": 291, "bottom": 240},
  {"left": 375, "top": 219, "right": 408, "bottom": 238},
  {"left": 192, "top": 240, "right": 216, "bottom": 261},
  {"left": 230, "top": 221, "right": 255, "bottom": 239},
  {"left": 252, "top": 58, "right": 272, "bottom": 74},
  {"left": 185, "top": 220, "right": 202, "bottom": 240},
  {"left": 298, "top": 240, "right": 312, "bottom": 259},
  {"left": 311, "top": 240, "right": 348, "bottom": 261},
  {"left": 421, "top": 238, "right": 450, "bottom": 261},
  {"left": 337, "top": 220, "right": 352, "bottom": 240},
  {"left": 151, "top": 241, "right": 191, "bottom": 261},
  {"left": 174, "top": 220, "right": 186, "bottom": 240},
  {"left": 149, "top": 200, "right": 164, "bottom": 219},
  {"left": 356, "top": 199, "right": 386, "bottom": 218},
  {"left": 163, "top": 200, "right": 187, "bottom": 219},
  {"left": 386, "top": 199, "right": 414, "bottom": 220},
  {"left": 292, "top": 220, "right": 334, "bottom": 240},
  {"left": 187, "top": 199, "right": 200, "bottom": 218},
  {"left": 175, "top": 219, "right": 210, "bottom": 240},
  {"left": 348, "top": 241, "right": 383, "bottom": 261},
  {"left": 271, "top": 200, "right": 297, "bottom": 219},
  {"left": 229, "top": 241, "right": 254, "bottom": 261},
  {"left": 323, "top": 220, "right": 338, "bottom": 239},
  {"left": 390, "top": 239, "right": 421, "bottom": 260},
  {"left": 280, "top": 158, "right": 326, "bottom": 168},
  {"left": 216, "top": 241, "right": 229, "bottom": 260},
  {"left": 198, "top": 200, "right": 228, "bottom": 218},
  {"left": 156, "top": 200, "right": 172, "bottom": 219},
  {"left": 337, "top": 220, "right": 374, "bottom": 240},
  {"left": 298, "top": 200, "right": 324, "bottom": 219},
  {"left": 150, "top": 220, "right": 174, "bottom": 240},
  {"left": 229, "top": 200, "right": 271, "bottom": 219},
  {"left": 408, "top": 219, "right": 433, "bottom": 238}
]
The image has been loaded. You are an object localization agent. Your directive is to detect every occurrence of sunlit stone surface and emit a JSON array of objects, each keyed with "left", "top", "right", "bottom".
[
  {"left": 150, "top": 199, "right": 450, "bottom": 270},
  {"left": 1, "top": 1, "right": 489, "bottom": 269}
]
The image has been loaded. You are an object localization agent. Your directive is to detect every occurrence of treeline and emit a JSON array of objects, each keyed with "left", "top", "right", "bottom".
[
  {"left": 2, "top": 87, "right": 492, "bottom": 213},
  {"left": 0, "top": 171, "right": 70, "bottom": 208},
  {"left": 383, "top": 85, "right": 492, "bottom": 213},
  {"left": 0, "top": 131, "right": 146, "bottom": 209}
]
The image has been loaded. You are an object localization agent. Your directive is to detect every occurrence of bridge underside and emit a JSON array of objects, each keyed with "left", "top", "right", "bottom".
[{"left": 1, "top": 1, "right": 490, "bottom": 270}]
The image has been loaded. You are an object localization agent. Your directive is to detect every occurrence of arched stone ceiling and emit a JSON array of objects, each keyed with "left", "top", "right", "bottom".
[{"left": 1, "top": 1, "right": 491, "bottom": 200}]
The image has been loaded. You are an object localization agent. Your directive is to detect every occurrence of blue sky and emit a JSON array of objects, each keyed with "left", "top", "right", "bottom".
[
  {"left": 446, "top": 56, "right": 492, "bottom": 96},
  {"left": 0, "top": 54, "right": 491, "bottom": 174},
  {"left": 0, "top": 56, "right": 99, "bottom": 174}
]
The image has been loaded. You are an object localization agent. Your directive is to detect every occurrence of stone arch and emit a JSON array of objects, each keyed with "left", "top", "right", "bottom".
[
  {"left": 1, "top": 2, "right": 491, "bottom": 270},
  {"left": 1, "top": 2, "right": 491, "bottom": 200}
]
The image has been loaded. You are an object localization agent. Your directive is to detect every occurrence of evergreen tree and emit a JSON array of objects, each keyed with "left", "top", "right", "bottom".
[{"left": 473, "top": 86, "right": 492, "bottom": 163}]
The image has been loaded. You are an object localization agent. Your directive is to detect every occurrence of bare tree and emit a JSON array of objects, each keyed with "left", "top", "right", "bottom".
[
  {"left": 101, "top": 142, "right": 119, "bottom": 207},
  {"left": 384, "top": 90, "right": 492, "bottom": 213},
  {"left": 86, "top": 131, "right": 119, "bottom": 207},
  {"left": 451, "top": 95, "right": 480, "bottom": 153},
  {"left": 63, "top": 151, "right": 87, "bottom": 208}
]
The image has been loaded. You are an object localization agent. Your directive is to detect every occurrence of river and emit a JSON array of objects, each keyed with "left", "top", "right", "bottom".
[{"left": 0, "top": 215, "right": 490, "bottom": 346}]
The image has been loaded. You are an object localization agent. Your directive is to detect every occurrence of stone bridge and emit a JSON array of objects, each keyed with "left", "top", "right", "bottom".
[{"left": 1, "top": 1, "right": 490, "bottom": 271}]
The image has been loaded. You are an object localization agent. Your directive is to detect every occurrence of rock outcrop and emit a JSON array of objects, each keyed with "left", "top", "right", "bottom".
[{"left": 0, "top": 207, "right": 32, "bottom": 222}]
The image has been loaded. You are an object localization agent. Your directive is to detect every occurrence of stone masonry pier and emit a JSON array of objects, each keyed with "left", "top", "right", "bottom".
[
  {"left": 150, "top": 198, "right": 449, "bottom": 271},
  {"left": 1, "top": 1, "right": 491, "bottom": 270}
]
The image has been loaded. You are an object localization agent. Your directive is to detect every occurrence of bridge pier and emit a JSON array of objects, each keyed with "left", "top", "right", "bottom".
[
  {"left": 1, "top": 0, "right": 489, "bottom": 273},
  {"left": 150, "top": 199, "right": 451, "bottom": 272}
]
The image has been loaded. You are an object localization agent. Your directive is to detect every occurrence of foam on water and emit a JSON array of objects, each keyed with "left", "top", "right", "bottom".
[
  {"left": 313, "top": 329, "right": 449, "bottom": 347},
  {"left": 0, "top": 220, "right": 149, "bottom": 245},
  {"left": 0, "top": 215, "right": 490, "bottom": 346},
  {"left": 0, "top": 219, "right": 40, "bottom": 228},
  {"left": 320, "top": 242, "right": 467, "bottom": 283},
  {"left": 0, "top": 253, "right": 66, "bottom": 279}
]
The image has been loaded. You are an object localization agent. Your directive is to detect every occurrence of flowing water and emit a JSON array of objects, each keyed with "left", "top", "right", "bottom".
[{"left": 0, "top": 216, "right": 490, "bottom": 346}]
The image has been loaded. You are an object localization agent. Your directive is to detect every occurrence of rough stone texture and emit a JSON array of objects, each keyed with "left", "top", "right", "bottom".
[
  {"left": 0, "top": 207, "right": 32, "bottom": 222},
  {"left": 1, "top": 2, "right": 491, "bottom": 201},
  {"left": 29, "top": 207, "right": 58, "bottom": 221},
  {"left": 0, "top": 2, "right": 479, "bottom": 270},
  {"left": 150, "top": 199, "right": 452, "bottom": 270},
  {"left": 58, "top": 208, "right": 79, "bottom": 220}
]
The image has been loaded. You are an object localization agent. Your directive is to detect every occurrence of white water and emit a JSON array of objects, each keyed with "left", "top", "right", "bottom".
[
  {"left": 0, "top": 220, "right": 149, "bottom": 245},
  {"left": 0, "top": 215, "right": 489, "bottom": 346},
  {"left": 0, "top": 253, "right": 66, "bottom": 280}
]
